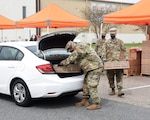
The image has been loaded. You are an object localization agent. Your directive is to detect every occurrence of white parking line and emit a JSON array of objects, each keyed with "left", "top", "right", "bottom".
[{"left": 123, "top": 85, "right": 150, "bottom": 91}]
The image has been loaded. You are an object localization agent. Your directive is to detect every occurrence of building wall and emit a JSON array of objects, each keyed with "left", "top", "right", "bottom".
[
  {"left": 40, "top": 0, "right": 87, "bottom": 33},
  {"left": 40, "top": 0, "right": 86, "bottom": 17},
  {"left": 0, "top": 0, "right": 36, "bottom": 42}
]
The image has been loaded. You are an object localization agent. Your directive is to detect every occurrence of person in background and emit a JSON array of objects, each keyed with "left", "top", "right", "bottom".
[
  {"left": 58, "top": 41, "right": 103, "bottom": 110},
  {"left": 30, "top": 35, "right": 37, "bottom": 41},
  {"left": 95, "top": 32, "right": 107, "bottom": 60},
  {"left": 103, "top": 28, "right": 128, "bottom": 97},
  {"left": 36, "top": 35, "right": 41, "bottom": 40}
]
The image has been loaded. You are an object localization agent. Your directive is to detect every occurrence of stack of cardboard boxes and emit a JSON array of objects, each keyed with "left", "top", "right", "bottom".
[
  {"left": 124, "top": 48, "right": 142, "bottom": 76},
  {"left": 141, "top": 41, "right": 150, "bottom": 75}
]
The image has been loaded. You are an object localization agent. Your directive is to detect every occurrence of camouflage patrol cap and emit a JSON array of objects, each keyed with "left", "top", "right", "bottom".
[
  {"left": 109, "top": 28, "right": 117, "bottom": 34},
  {"left": 65, "top": 41, "right": 74, "bottom": 52}
]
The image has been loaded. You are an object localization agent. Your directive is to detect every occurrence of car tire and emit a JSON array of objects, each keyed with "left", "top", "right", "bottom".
[{"left": 11, "top": 79, "right": 32, "bottom": 107}]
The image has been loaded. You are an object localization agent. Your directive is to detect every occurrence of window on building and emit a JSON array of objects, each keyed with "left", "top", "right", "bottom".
[{"left": 22, "top": 6, "right": 26, "bottom": 18}]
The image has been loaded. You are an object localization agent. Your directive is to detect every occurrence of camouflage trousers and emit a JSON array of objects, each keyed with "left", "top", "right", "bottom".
[
  {"left": 82, "top": 68, "right": 103, "bottom": 104},
  {"left": 106, "top": 69, "right": 123, "bottom": 90}
]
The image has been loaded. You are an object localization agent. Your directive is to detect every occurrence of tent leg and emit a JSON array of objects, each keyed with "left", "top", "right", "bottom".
[
  {"left": 146, "top": 25, "right": 149, "bottom": 40},
  {"left": 47, "top": 26, "right": 49, "bottom": 34}
]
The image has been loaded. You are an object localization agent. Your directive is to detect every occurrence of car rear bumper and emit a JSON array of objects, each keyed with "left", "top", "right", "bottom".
[{"left": 27, "top": 74, "right": 84, "bottom": 98}]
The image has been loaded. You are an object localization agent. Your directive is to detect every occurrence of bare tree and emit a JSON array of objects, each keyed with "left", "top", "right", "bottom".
[
  {"left": 137, "top": 25, "right": 150, "bottom": 34},
  {"left": 80, "top": 2, "right": 117, "bottom": 39},
  {"left": 134, "top": 25, "right": 150, "bottom": 39},
  {"left": 136, "top": 25, "right": 146, "bottom": 33}
]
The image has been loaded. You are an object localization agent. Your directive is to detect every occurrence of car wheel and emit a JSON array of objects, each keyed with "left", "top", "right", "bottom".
[{"left": 11, "top": 79, "right": 32, "bottom": 107}]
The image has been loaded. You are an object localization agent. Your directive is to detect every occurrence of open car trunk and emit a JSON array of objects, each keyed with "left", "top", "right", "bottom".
[
  {"left": 38, "top": 31, "right": 77, "bottom": 51},
  {"left": 37, "top": 31, "right": 83, "bottom": 77}
]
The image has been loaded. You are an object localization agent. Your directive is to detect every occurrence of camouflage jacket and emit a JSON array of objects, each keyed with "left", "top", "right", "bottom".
[
  {"left": 95, "top": 39, "right": 107, "bottom": 59},
  {"left": 61, "top": 42, "right": 103, "bottom": 73},
  {"left": 103, "top": 38, "right": 128, "bottom": 62}
]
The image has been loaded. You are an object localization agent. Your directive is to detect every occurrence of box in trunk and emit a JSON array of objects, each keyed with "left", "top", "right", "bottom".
[
  {"left": 104, "top": 61, "right": 129, "bottom": 70},
  {"left": 53, "top": 64, "right": 81, "bottom": 73}
]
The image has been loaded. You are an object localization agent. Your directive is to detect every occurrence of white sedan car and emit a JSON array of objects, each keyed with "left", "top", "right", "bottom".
[{"left": 0, "top": 31, "right": 84, "bottom": 107}]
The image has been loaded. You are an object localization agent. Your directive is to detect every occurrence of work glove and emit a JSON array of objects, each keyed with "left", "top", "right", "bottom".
[
  {"left": 57, "top": 63, "right": 64, "bottom": 66},
  {"left": 58, "top": 60, "right": 67, "bottom": 66}
]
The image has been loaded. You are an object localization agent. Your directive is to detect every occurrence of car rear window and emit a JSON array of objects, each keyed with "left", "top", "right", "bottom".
[{"left": 26, "top": 45, "right": 37, "bottom": 54}]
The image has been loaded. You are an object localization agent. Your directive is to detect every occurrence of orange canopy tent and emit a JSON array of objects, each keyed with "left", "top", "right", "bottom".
[
  {"left": 0, "top": 15, "right": 16, "bottom": 29},
  {"left": 103, "top": 0, "right": 150, "bottom": 25},
  {"left": 17, "top": 3, "right": 89, "bottom": 28}
]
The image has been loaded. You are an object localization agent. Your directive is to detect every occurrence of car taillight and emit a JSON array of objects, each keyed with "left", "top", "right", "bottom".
[{"left": 36, "top": 64, "right": 54, "bottom": 74}]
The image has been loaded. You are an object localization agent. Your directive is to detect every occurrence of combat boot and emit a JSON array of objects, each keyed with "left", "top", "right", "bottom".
[
  {"left": 86, "top": 103, "right": 101, "bottom": 110},
  {"left": 75, "top": 98, "right": 89, "bottom": 107},
  {"left": 109, "top": 88, "right": 115, "bottom": 95},
  {"left": 118, "top": 89, "right": 125, "bottom": 97}
]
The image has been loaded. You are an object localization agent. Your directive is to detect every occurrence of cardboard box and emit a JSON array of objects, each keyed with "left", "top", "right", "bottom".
[
  {"left": 53, "top": 64, "right": 81, "bottom": 73},
  {"left": 104, "top": 61, "right": 129, "bottom": 70},
  {"left": 141, "top": 64, "right": 150, "bottom": 75},
  {"left": 142, "top": 59, "right": 150, "bottom": 64},
  {"left": 124, "top": 66, "right": 141, "bottom": 76},
  {"left": 129, "top": 59, "right": 141, "bottom": 66},
  {"left": 128, "top": 49, "right": 141, "bottom": 60},
  {"left": 142, "top": 53, "right": 150, "bottom": 59},
  {"left": 141, "top": 40, "right": 150, "bottom": 75},
  {"left": 142, "top": 41, "right": 150, "bottom": 47}
]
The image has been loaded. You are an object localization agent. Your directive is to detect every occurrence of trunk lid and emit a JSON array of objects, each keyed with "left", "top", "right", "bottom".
[{"left": 38, "top": 31, "right": 78, "bottom": 51}]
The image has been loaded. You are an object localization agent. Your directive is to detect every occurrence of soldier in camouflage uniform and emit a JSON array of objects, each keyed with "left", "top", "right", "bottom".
[
  {"left": 59, "top": 41, "right": 103, "bottom": 110},
  {"left": 95, "top": 32, "right": 107, "bottom": 59},
  {"left": 103, "top": 28, "right": 128, "bottom": 97}
]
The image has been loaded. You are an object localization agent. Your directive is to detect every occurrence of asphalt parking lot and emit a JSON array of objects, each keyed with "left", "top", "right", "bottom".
[
  {"left": 0, "top": 72, "right": 149, "bottom": 120},
  {"left": 99, "top": 73, "right": 150, "bottom": 108}
]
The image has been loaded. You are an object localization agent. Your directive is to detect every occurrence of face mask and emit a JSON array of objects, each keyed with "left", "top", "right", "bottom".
[
  {"left": 102, "top": 35, "right": 105, "bottom": 39},
  {"left": 110, "top": 35, "right": 115, "bottom": 39}
]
